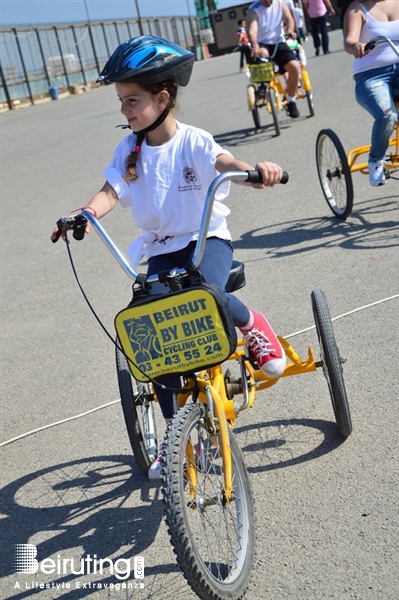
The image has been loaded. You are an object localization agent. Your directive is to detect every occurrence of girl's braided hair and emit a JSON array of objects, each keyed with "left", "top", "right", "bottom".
[{"left": 124, "top": 79, "right": 178, "bottom": 182}]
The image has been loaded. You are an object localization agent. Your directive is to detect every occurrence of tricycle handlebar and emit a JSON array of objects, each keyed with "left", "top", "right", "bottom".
[
  {"left": 364, "top": 36, "right": 399, "bottom": 58},
  {"left": 54, "top": 169, "right": 288, "bottom": 284}
]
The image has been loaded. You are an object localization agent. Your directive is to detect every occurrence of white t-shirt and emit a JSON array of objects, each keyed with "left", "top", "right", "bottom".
[
  {"left": 104, "top": 121, "right": 232, "bottom": 267},
  {"left": 249, "top": 0, "right": 285, "bottom": 45},
  {"left": 353, "top": 5, "right": 399, "bottom": 75}
]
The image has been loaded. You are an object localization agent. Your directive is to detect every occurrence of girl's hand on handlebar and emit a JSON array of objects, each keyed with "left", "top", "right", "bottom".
[
  {"left": 252, "top": 161, "right": 283, "bottom": 188},
  {"left": 50, "top": 213, "right": 92, "bottom": 243}
]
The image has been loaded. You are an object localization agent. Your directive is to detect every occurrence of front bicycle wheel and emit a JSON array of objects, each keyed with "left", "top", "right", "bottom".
[
  {"left": 247, "top": 84, "right": 261, "bottom": 129},
  {"left": 311, "top": 289, "right": 352, "bottom": 438},
  {"left": 116, "top": 345, "right": 158, "bottom": 473},
  {"left": 306, "top": 90, "right": 315, "bottom": 117},
  {"left": 316, "top": 128, "right": 354, "bottom": 219},
  {"left": 162, "top": 402, "right": 256, "bottom": 600},
  {"left": 268, "top": 87, "right": 281, "bottom": 136}
]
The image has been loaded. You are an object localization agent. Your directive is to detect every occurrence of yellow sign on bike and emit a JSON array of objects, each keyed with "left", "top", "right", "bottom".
[
  {"left": 115, "top": 287, "right": 236, "bottom": 382},
  {"left": 249, "top": 62, "right": 275, "bottom": 83}
]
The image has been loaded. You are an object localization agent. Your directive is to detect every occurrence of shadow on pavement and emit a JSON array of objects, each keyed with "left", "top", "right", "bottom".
[
  {"left": 233, "top": 199, "right": 399, "bottom": 257},
  {"left": 1, "top": 455, "right": 182, "bottom": 599}
]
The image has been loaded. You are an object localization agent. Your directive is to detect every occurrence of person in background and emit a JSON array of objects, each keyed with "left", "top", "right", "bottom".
[
  {"left": 283, "top": 0, "right": 298, "bottom": 28},
  {"left": 337, "top": 0, "right": 354, "bottom": 30},
  {"left": 303, "top": 0, "right": 335, "bottom": 56},
  {"left": 247, "top": 0, "right": 301, "bottom": 118},
  {"left": 236, "top": 19, "right": 251, "bottom": 71},
  {"left": 294, "top": 0, "right": 308, "bottom": 43},
  {"left": 344, "top": 0, "right": 399, "bottom": 186}
]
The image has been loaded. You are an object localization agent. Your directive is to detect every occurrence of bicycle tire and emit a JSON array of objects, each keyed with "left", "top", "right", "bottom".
[
  {"left": 247, "top": 84, "right": 261, "bottom": 129},
  {"left": 162, "top": 402, "right": 256, "bottom": 600},
  {"left": 268, "top": 86, "right": 281, "bottom": 137},
  {"left": 306, "top": 90, "right": 315, "bottom": 117},
  {"left": 316, "top": 128, "right": 354, "bottom": 220},
  {"left": 311, "top": 289, "right": 352, "bottom": 438},
  {"left": 116, "top": 344, "right": 158, "bottom": 473}
]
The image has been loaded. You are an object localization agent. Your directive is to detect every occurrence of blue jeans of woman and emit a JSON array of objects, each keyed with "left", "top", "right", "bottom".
[
  {"left": 146, "top": 237, "right": 250, "bottom": 419},
  {"left": 354, "top": 63, "right": 399, "bottom": 162}
]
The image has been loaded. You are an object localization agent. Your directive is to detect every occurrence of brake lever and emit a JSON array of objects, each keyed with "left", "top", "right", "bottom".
[{"left": 52, "top": 217, "right": 66, "bottom": 243}]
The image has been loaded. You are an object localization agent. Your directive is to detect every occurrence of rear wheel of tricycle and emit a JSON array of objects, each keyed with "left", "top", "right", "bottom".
[
  {"left": 116, "top": 344, "right": 158, "bottom": 473},
  {"left": 316, "top": 128, "right": 354, "bottom": 219},
  {"left": 311, "top": 289, "right": 352, "bottom": 438},
  {"left": 247, "top": 84, "right": 261, "bottom": 129},
  {"left": 306, "top": 90, "right": 315, "bottom": 117}
]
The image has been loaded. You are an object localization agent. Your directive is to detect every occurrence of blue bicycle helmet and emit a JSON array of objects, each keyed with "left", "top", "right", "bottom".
[{"left": 97, "top": 36, "right": 195, "bottom": 86}]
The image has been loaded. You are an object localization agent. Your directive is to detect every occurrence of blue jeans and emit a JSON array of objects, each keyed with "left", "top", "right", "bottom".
[
  {"left": 354, "top": 63, "right": 399, "bottom": 162},
  {"left": 146, "top": 237, "right": 251, "bottom": 419}
]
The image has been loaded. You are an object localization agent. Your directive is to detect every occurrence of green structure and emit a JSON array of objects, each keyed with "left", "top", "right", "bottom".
[{"left": 195, "top": 0, "right": 219, "bottom": 29}]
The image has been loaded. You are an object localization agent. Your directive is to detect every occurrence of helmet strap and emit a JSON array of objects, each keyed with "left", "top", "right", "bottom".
[
  {"left": 133, "top": 108, "right": 169, "bottom": 135},
  {"left": 130, "top": 108, "right": 170, "bottom": 154},
  {"left": 115, "top": 108, "right": 169, "bottom": 136}
]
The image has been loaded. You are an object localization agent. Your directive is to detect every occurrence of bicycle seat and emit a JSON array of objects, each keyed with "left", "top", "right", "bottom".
[{"left": 226, "top": 260, "right": 245, "bottom": 293}]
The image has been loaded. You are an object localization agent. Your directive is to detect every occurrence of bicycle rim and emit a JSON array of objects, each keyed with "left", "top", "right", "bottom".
[
  {"left": 316, "top": 129, "right": 353, "bottom": 219},
  {"left": 162, "top": 402, "right": 255, "bottom": 600},
  {"left": 116, "top": 345, "right": 158, "bottom": 472}
]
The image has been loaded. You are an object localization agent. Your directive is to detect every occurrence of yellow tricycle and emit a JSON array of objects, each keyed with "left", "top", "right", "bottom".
[
  {"left": 247, "top": 45, "right": 315, "bottom": 136},
  {"left": 54, "top": 169, "right": 351, "bottom": 600},
  {"left": 316, "top": 36, "right": 399, "bottom": 220}
]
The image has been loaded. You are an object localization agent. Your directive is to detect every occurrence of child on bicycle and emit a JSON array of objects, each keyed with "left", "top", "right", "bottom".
[{"left": 51, "top": 35, "right": 287, "bottom": 479}]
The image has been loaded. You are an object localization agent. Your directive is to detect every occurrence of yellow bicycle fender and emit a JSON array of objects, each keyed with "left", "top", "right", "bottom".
[{"left": 301, "top": 70, "right": 311, "bottom": 92}]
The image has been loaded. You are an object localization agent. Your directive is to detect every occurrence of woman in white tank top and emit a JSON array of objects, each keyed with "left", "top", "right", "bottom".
[{"left": 344, "top": 0, "right": 399, "bottom": 186}]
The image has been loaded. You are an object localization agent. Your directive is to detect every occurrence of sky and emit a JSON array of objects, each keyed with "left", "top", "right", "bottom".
[{"left": 1, "top": 0, "right": 241, "bottom": 27}]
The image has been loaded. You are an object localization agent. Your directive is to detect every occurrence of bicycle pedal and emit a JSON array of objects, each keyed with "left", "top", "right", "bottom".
[{"left": 244, "top": 348, "right": 259, "bottom": 370}]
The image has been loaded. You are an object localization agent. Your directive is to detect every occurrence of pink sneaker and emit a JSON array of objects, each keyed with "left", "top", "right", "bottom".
[
  {"left": 148, "top": 443, "right": 164, "bottom": 480},
  {"left": 240, "top": 310, "right": 286, "bottom": 378}
]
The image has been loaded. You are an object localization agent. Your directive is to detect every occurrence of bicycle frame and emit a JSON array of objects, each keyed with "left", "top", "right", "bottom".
[
  {"left": 173, "top": 339, "right": 318, "bottom": 501},
  {"left": 270, "top": 64, "right": 312, "bottom": 108},
  {"left": 347, "top": 124, "right": 399, "bottom": 175},
  {"left": 250, "top": 63, "right": 312, "bottom": 112}
]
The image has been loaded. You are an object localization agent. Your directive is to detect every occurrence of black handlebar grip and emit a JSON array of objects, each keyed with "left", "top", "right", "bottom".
[
  {"left": 364, "top": 39, "right": 376, "bottom": 53},
  {"left": 280, "top": 171, "right": 289, "bottom": 184},
  {"left": 245, "top": 170, "right": 289, "bottom": 184},
  {"left": 72, "top": 215, "right": 88, "bottom": 241}
]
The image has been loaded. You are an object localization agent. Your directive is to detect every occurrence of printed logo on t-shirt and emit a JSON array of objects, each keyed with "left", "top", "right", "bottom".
[{"left": 179, "top": 166, "right": 202, "bottom": 192}]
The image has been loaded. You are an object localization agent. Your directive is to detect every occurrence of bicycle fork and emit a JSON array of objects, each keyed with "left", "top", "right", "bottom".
[{"left": 191, "top": 381, "right": 234, "bottom": 504}]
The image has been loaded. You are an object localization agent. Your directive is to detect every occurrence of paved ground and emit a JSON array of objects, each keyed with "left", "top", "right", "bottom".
[{"left": 1, "top": 30, "right": 398, "bottom": 600}]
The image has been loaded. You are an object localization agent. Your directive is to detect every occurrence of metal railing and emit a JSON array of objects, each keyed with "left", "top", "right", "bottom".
[{"left": 0, "top": 16, "right": 205, "bottom": 110}]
